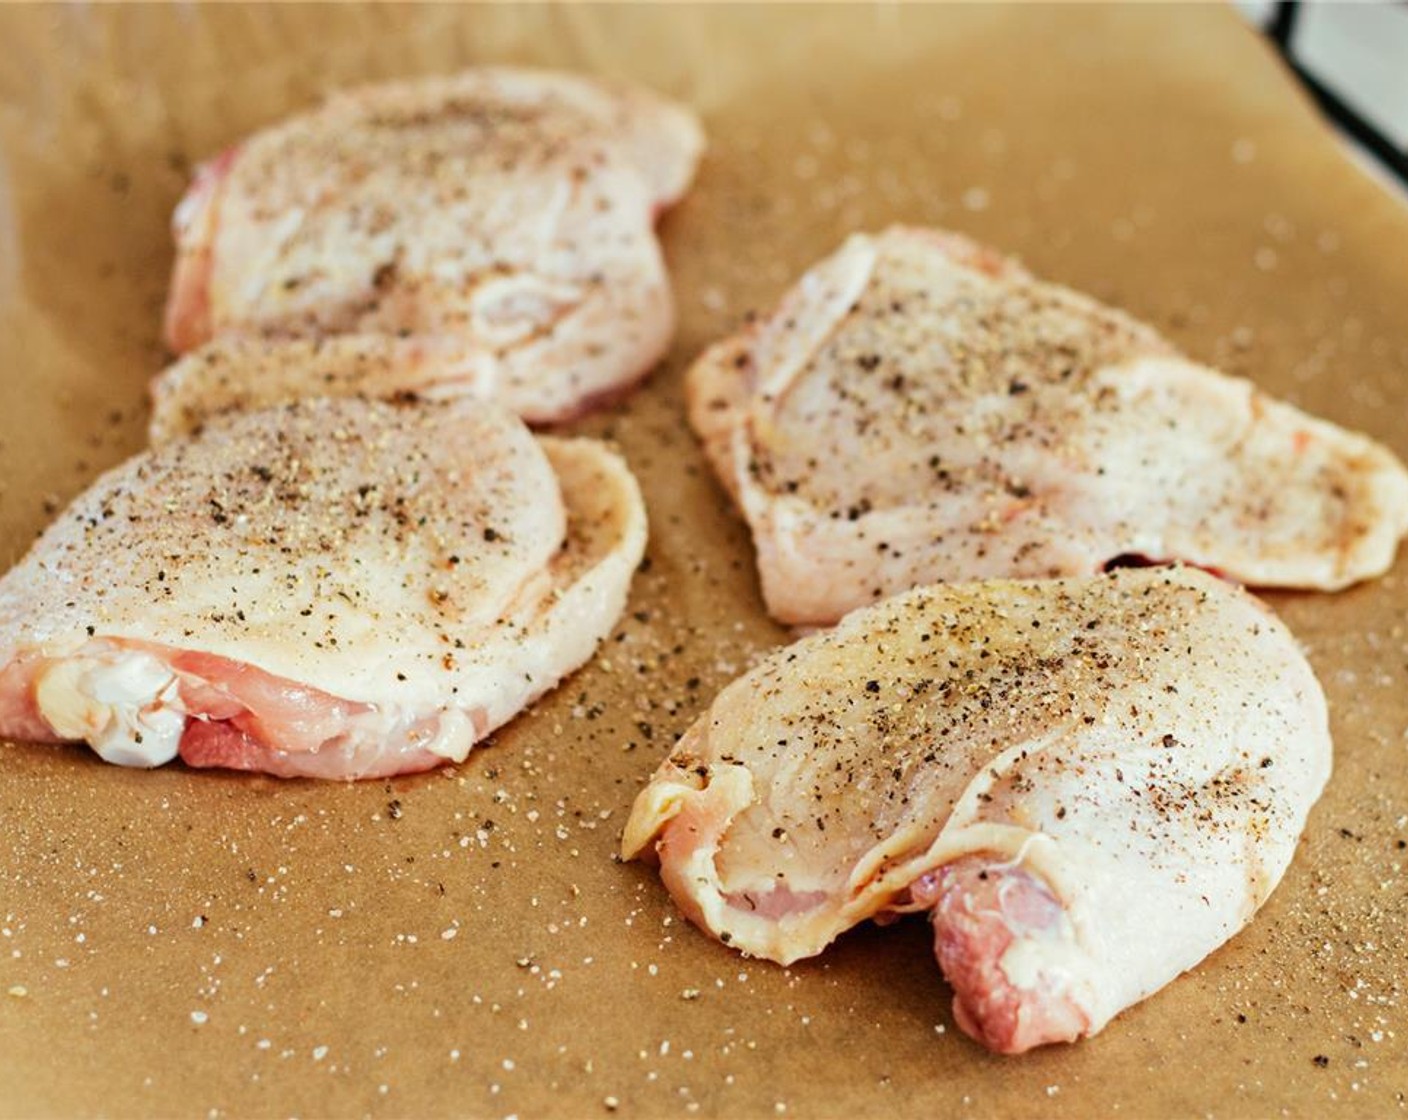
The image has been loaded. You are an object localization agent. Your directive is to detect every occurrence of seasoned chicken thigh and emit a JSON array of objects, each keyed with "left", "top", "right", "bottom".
[
  {"left": 689, "top": 227, "right": 1408, "bottom": 624},
  {"left": 623, "top": 568, "right": 1330, "bottom": 1053},
  {"left": 164, "top": 68, "right": 704, "bottom": 423},
  {"left": 149, "top": 334, "right": 492, "bottom": 443},
  {"left": 0, "top": 397, "right": 645, "bottom": 778}
]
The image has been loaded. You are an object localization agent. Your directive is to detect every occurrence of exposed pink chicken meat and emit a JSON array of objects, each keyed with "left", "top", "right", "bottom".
[
  {"left": 0, "top": 396, "right": 645, "bottom": 779},
  {"left": 688, "top": 226, "right": 1408, "bottom": 624},
  {"left": 623, "top": 567, "right": 1331, "bottom": 1053},
  {"left": 164, "top": 67, "right": 704, "bottom": 423}
]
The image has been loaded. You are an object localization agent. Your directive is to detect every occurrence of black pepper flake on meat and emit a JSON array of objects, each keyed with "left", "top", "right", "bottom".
[
  {"left": 1312, "top": 1055, "right": 1330, "bottom": 1068},
  {"left": 865, "top": 680, "right": 880, "bottom": 693},
  {"left": 387, "top": 799, "right": 403, "bottom": 820},
  {"left": 483, "top": 527, "right": 500, "bottom": 542},
  {"left": 371, "top": 260, "right": 398, "bottom": 289}
]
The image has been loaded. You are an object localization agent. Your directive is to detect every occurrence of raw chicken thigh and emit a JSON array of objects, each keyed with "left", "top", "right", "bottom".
[
  {"left": 0, "top": 396, "right": 645, "bottom": 779},
  {"left": 164, "top": 67, "right": 704, "bottom": 423},
  {"left": 689, "top": 226, "right": 1408, "bottom": 624},
  {"left": 623, "top": 567, "right": 1331, "bottom": 1053},
  {"left": 150, "top": 334, "right": 495, "bottom": 443}
]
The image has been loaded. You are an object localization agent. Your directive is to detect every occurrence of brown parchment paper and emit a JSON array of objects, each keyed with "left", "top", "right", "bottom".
[{"left": 1, "top": 5, "right": 1405, "bottom": 1117}]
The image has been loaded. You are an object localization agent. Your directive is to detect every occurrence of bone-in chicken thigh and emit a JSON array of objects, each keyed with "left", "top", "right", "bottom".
[
  {"left": 623, "top": 567, "right": 1330, "bottom": 1053},
  {"left": 149, "top": 334, "right": 492, "bottom": 444},
  {"left": 689, "top": 227, "right": 1408, "bottom": 624},
  {"left": 0, "top": 397, "right": 645, "bottom": 779},
  {"left": 164, "top": 68, "right": 704, "bottom": 423}
]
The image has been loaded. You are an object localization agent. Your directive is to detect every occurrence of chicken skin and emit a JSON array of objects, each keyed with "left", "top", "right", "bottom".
[
  {"left": 164, "top": 68, "right": 704, "bottom": 423},
  {"left": 0, "top": 397, "right": 645, "bottom": 778},
  {"left": 623, "top": 567, "right": 1331, "bottom": 1053},
  {"left": 688, "top": 227, "right": 1408, "bottom": 624},
  {"left": 149, "top": 334, "right": 496, "bottom": 443}
]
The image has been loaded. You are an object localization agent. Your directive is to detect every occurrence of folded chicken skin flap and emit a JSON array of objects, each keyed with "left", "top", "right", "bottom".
[
  {"left": 688, "top": 226, "right": 1408, "bottom": 625},
  {"left": 0, "top": 396, "right": 646, "bottom": 779},
  {"left": 623, "top": 567, "right": 1331, "bottom": 1054},
  {"left": 164, "top": 67, "right": 704, "bottom": 424}
]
